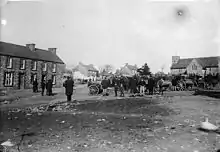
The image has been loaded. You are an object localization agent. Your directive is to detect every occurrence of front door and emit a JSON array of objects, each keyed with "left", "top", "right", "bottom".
[{"left": 18, "top": 73, "right": 25, "bottom": 89}]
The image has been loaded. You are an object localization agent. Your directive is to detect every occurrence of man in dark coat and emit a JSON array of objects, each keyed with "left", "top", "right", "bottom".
[
  {"left": 130, "top": 77, "right": 137, "bottom": 95},
  {"left": 33, "top": 78, "right": 38, "bottom": 93},
  {"left": 41, "top": 78, "right": 46, "bottom": 96},
  {"left": 113, "top": 76, "right": 120, "bottom": 97},
  {"left": 101, "top": 77, "right": 109, "bottom": 96},
  {"left": 63, "top": 76, "right": 74, "bottom": 101},
  {"left": 148, "top": 76, "right": 155, "bottom": 95},
  {"left": 46, "top": 79, "right": 53, "bottom": 96},
  {"left": 139, "top": 78, "right": 146, "bottom": 95}
]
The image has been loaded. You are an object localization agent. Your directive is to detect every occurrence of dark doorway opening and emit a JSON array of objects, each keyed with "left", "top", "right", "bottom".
[{"left": 18, "top": 73, "right": 25, "bottom": 89}]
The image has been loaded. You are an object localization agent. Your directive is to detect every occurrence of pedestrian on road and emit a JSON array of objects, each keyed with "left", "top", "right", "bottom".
[
  {"left": 148, "top": 76, "right": 155, "bottom": 95},
  {"left": 46, "top": 79, "right": 53, "bottom": 96},
  {"left": 33, "top": 78, "right": 38, "bottom": 93},
  {"left": 158, "top": 77, "right": 164, "bottom": 95},
  {"left": 41, "top": 78, "right": 46, "bottom": 96},
  {"left": 101, "top": 77, "right": 109, "bottom": 96},
  {"left": 139, "top": 78, "right": 146, "bottom": 95},
  {"left": 63, "top": 76, "right": 75, "bottom": 101},
  {"left": 113, "top": 76, "right": 119, "bottom": 97},
  {"left": 130, "top": 77, "right": 138, "bottom": 95}
]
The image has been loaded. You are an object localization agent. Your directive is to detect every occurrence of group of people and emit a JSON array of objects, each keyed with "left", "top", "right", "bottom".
[
  {"left": 32, "top": 78, "right": 53, "bottom": 96},
  {"left": 100, "top": 75, "right": 165, "bottom": 97}
]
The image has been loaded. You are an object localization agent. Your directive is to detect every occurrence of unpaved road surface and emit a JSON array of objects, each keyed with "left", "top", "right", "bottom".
[{"left": 1, "top": 92, "right": 220, "bottom": 152}]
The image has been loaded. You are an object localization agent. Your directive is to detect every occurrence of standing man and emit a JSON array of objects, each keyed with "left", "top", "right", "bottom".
[
  {"left": 33, "top": 78, "right": 38, "bottom": 93},
  {"left": 113, "top": 76, "right": 119, "bottom": 97},
  {"left": 101, "top": 77, "right": 109, "bottom": 96},
  {"left": 130, "top": 76, "right": 138, "bottom": 95},
  {"left": 63, "top": 76, "right": 75, "bottom": 101},
  {"left": 41, "top": 78, "right": 46, "bottom": 96},
  {"left": 139, "top": 78, "right": 146, "bottom": 95},
  {"left": 148, "top": 75, "right": 155, "bottom": 95},
  {"left": 46, "top": 79, "right": 53, "bottom": 96}
]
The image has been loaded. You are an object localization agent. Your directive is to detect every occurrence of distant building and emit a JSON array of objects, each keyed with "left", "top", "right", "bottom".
[
  {"left": 72, "top": 62, "right": 98, "bottom": 80},
  {"left": 116, "top": 63, "right": 138, "bottom": 77},
  {"left": 170, "top": 56, "right": 220, "bottom": 76},
  {"left": 0, "top": 41, "right": 65, "bottom": 90}
]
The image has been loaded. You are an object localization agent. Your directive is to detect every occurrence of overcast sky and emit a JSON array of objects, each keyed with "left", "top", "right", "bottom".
[{"left": 1, "top": 0, "right": 220, "bottom": 73}]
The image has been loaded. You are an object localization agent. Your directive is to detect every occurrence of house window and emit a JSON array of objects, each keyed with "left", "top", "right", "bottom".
[
  {"left": 42, "top": 62, "right": 47, "bottom": 72},
  {"left": 31, "top": 60, "right": 37, "bottom": 71},
  {"left": 6, "top": 56, "right": 13, "bottom": 69},
  {"left": 52, "top": 75, "right": 56, "bottom": 85},
  {"left": 52, "top": 63, "right": 56, "bottom": 73},
  {"left": 4, "top": 72, "right": 13, "bottom": 87},
  {"left": 20, "top": 59, "right": 26, "bottom": 70},
  {"left": 30, "top": 73, "right": 37, "bottom": 84}
]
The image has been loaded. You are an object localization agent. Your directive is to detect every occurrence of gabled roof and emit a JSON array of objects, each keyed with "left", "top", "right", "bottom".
[
  {"left": 170, "top": 56, "right": 220, "bottom": 69},
  {"left": 0, "top": 41, "right": 64, "bottom": 64},
  {"left": 171, "top": 58, "right": 193, "bottom": 69}
]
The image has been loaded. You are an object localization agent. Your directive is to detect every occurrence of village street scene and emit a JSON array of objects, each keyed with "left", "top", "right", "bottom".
[{"left": 1, "top": 0, "right": 220, "bottom": 152}]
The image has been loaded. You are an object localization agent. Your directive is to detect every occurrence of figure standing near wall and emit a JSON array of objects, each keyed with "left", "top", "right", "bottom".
[
  {"left": 33, "top": 78, "right": 38, "bottom": 93},
  {"left": 46, "top": 79, "right": 53, "bottom": 96},
  {"left": 41, "top": 78, "right": 46, "bottom": 96}
]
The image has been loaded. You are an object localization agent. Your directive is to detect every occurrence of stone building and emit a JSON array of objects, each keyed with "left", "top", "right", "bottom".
[
  {"left": 0, "top": 41, "right": 65, "bottom": 90},
  {"left": 170, "top": 56, "right": 220, "bottom": 76}
]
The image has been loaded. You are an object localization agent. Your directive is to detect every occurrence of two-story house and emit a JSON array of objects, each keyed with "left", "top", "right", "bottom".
[
  {"left": 0, "top": 41, "right": 65, "bottom": 90},
  {"left": 170, "top": 56, "right": 220, "bottom": 76}
]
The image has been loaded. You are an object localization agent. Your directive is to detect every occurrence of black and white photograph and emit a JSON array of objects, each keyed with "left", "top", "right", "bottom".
[{"left": 1, "top": 0, "right": 220, "bottom": 151}]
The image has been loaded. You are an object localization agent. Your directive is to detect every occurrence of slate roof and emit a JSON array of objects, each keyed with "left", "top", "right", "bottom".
[
  {"left": 171, "top": 56, "right": 220, "bottom": 69},
  {"left": 0, "top": 41, "right": 64, "bottom": 64}
]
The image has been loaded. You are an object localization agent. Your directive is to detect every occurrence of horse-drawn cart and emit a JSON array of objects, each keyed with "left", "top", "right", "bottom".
[{"left": 88, "top": 82, "right": 103, "bottom": 95}]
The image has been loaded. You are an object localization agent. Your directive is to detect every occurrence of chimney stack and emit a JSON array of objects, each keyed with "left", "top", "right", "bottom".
[
  {"left": 48, "top": 48, "right": 57, "bottom": 54},
  {"left": 26, "top": 43, "right": 35, "bottom": 51}
]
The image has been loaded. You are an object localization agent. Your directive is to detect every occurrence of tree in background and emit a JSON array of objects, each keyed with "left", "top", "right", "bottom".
[{"left": 137, "top": 63, "right": 151, "bottom": 76}]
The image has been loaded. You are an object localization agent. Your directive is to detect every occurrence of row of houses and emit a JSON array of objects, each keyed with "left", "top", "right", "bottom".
[
  {"left": 71, "top": 63, "right": 138, "bottom": 80},
  {"left": 170, "top": 56, "right": 220, "bottom": 76},
  {"left": 0, "top": 41, "right": 65, "bottom": 90}
]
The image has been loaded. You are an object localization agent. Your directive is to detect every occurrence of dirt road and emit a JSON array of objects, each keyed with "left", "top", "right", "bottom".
[{"left": 1, "top": 93, "right": 220, "bottom": 152}]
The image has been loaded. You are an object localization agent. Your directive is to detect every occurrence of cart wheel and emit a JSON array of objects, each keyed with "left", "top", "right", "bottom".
[{"left": 89, "top": 85, "right": 99, "bottom": 95}]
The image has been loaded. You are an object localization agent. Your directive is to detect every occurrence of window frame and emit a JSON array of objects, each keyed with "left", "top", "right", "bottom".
[
  {"left": 31, "top": 60, "right": 37, "bottom": 71},
  {"left": 20, "top": 58, "right": 26, "bottom": 70},
  {"left": 52, "top": 63, "right": 57, "bottom": 73},
  {"left": 42, "top": 62, "right": 47, "bottom": 72},
  {"left": 4, "top": 72, "right": 14, "bottom": 87},
  {"left": 52, "top": 75, "right": 56, "bottom": 85},
  {"left": 6, "top": 56, "right": 13, "bottom": 69}
]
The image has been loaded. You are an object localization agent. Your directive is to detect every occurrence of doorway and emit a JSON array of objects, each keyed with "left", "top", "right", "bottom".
[
  {"left": 18, "top": 73, "right": 25, "bottom": 89},
  {"left": 41, "top": 74, "right": 46, "bottom": 83}
]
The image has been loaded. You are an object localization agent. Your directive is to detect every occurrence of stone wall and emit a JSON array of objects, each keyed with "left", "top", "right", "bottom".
[{"left": 0, "top": 55, "right": 65, "bottom": 90}]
